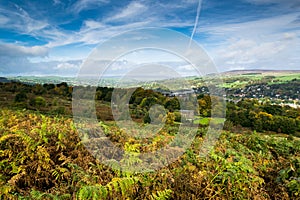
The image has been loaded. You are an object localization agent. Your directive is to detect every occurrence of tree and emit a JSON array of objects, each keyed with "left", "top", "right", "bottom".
[
  {"left": 164, "top": 98, "right": 180, "bottom": 111},
  {"left": 164, "top": 112, "right": 175, "bottom": 125},
  {"left": 140, "top": 97, "right": 158, "bottom": 108},
  {"left": 262, "top": 103, "right": 283, "bottom": 115},
  {"left": 143, "top": 112, "right": 151, "bottom": 124},
  {"left": 273, "top": 116, "right": 297, "bottom": 134},
  {"left": 174, "top": 111, "right": 182, "bottom": 122},
  {"left": 32, "top": 84, "right": 46, "bottom": 95},
  {"left": 43, "top": 83, "right": 55, "bottom": 90},
  {"left": 198, "top": 99, "right": 208, "bottom": 116},
  {"left": 57, "top": 82, "right": 68, "bottom": 88},
  {"left": 15, "top": 92, "right": 27, "bottom": 103},
  {"left": 104, "top": 91, "right": 112, "bottom": 102},
  {"left": 257, "top": 111, "right": 273, "bottom": 131},
  {"left": 95, "top": 90, "right": 102, "bottom": 100}
]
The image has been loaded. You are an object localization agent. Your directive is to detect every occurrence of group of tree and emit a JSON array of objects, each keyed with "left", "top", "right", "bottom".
[
  {"left": 226, "top": 99, "right": 300, "bottom": 134},
  {"left": 3, "top": 81, "right": 300, "bottom": 135}
]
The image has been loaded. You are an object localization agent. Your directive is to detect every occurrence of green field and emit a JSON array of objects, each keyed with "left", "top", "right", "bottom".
[
  {"left": 219, "top": 73, "right": 300, "bottom": 88},
  {"left": 193, "top": 117, "right": 225, "bottom": 126},
  {"left": 268, "top": 74, "right": 300, "bottom": 85}
]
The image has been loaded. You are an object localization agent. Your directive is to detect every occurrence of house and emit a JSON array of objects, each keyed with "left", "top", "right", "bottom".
[{"left": 180, "top": 110, "right": 194, "bottom": 121}]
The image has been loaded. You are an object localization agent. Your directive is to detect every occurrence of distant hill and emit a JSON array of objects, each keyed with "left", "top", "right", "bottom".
[
  {"left": 0, "top": 77, "right": 10, "bottom": 83},
  {"left": 221, "top": 69, "right": 300, "bottom": 76}
]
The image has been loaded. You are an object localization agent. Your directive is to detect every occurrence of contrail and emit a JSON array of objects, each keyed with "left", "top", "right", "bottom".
[{"left": 189, "top": 0, "right": 203, "bottom": 48}]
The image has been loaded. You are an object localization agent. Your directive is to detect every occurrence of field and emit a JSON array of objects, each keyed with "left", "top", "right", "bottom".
[
  {"left": 193, "top": 117, "right": 225, "bottom": 126},
  {"left": 214, "top": 72, "right": 300, "bottom": 89}
]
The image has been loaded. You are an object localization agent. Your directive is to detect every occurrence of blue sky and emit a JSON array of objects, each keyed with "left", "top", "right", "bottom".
[{"left": 0, "top": 0, "right": 299, "bottom": 76}]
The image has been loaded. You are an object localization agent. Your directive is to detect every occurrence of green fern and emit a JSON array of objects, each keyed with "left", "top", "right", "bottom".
[
  {"left": 150, "top": 189, "right": 173, "bottom": 200},
  {"left": 77, "top": 177, "right": 138, "bottom": 199},
  {"left": 0, "top": 184, "right": 14, "bottom": 199},
  {"left": 30, "top": 190, "right": 45, "bottom": 199},
  {"left": 30, "top": 190, "right": 71, "bottom": 200},
  {"left": 77, "top": 184, "right": 108, "bottom": 200},
  {"left": 120, "top": 142, "right": 142, "bottom": 172},
  {"left": 111, "top": 177, "right": 137, "bottom": 195}
]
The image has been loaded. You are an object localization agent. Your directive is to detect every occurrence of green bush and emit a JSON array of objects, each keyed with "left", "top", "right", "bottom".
[
  {"left": 14, "top": 92, "right": 27, "bottom": 102},
  {"left": 30, "top": 96, "right": 46, "bottom": 108}
]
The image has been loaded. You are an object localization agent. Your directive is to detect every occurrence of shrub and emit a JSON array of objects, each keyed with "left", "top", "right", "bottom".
[
  {"left": 30, "top": 96, "right": 46, "bottom": 107},
  {"left": 14, "top": 92, "right": 27, "bottom": 102}
]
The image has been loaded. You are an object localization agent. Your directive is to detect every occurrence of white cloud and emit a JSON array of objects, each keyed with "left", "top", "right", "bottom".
[
  {"left": 157, "top": 0, "right": 199, "bottom": 9},
  {"left": 83, "top": 20, "right": 105, "bottom": 30},
  {"left": 0, "top": 5, "right": 48, "bottom": 35},
  {"left": 245, "top": 0, "right": 285, "bottom": 4},
  {"left": 0, "top": 43, "right": 50, "bottom": 75},
  {"left": 2, "top": 0, "right": 298, "bottom": 75},
  {"left": 47, "top": 20, "right": 153, "bottom": 47},
  {"left": 0, "top": 43, "right": 80, "bottom": 76},
  {"left": 107, "top": 1, "right": 147, "bottom": 22},
  {"left": 202, "top": 13, "right": 300, "bottom": 39},
  {"left": 283, "top": 32, "right": 297, "bottom": 40},
  {"left": 178, "top": 64, "right": 195, "bottom": 71},
  {"left": 0, "top": 43, "right": 48, "bottom": 57},
  {"left": 53, "top": 0, "right": 61, "bottom": 5},
  {"left": 55, "top": 62, "right": 79, "bottom": 70},
  {"left": 217, "top": 39, "right": 286, "bottom": 64},
  {"left": 200, "top": 13, "right": 300, "bottom": 71},
  {"left": 212, "top": 34, "right": 299, "bottom": 71},
  {"left": 244, "top": 0, "right": 300, "bottom": 7},
  {"left": 0, "top": 56, "right": 82, "bottom": 76},
  {"left": 0, "top": 14, "right": 9, "bottom": 25},
  {"left": 72, "top": 0, "right": 110, "bottom": 14},
  {"left": 0, "top": 0, "right": 196, "bottom": 50}
]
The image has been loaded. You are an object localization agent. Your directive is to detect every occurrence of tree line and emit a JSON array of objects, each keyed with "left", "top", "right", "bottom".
[{"left": 1, "top": 81, "right": 300, "bottom": 135}]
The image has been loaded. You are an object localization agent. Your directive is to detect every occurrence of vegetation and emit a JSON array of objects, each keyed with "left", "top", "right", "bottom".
[
  {"left": 225, "top": 99, "right": 300, "bottom": 135},
  {"left": 0, "top": 73, "right": 300, "bottom": 199},
  {"left": 0, "top": 108, "right": 300, "bottom": 199}
]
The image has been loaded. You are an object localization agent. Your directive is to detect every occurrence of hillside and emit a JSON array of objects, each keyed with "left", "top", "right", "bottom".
[
  {"left": 221, "top": 69, "right": 300, "bottom": 76},
  {"left": 0, "top": 74, "right": 300, "bottom": 199},
  {"left": 1, "top": 108, "right": 299, "bottom": 199}
]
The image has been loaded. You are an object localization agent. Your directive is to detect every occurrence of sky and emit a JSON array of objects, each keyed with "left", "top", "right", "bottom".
[{"left": 0, "top": 0, "right": 299, "bottom": 76}]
